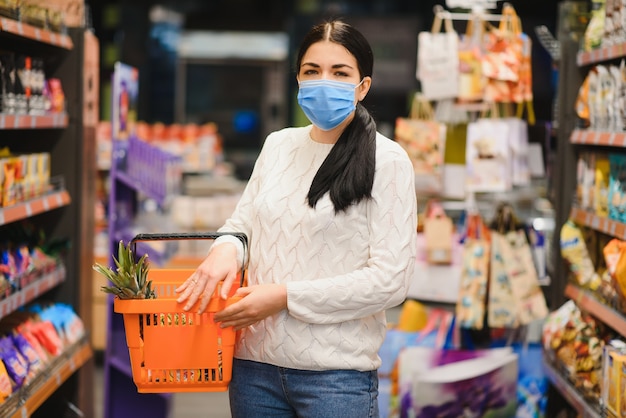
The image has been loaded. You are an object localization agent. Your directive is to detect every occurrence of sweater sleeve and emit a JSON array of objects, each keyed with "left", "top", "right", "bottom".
[{"left": 285, "top": 151, "right": 418, "bottom": 324}]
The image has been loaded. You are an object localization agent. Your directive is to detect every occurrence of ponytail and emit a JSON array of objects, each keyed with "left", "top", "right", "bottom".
[{"left": 307, "top": 103, "right": 376, "bottom": 213}]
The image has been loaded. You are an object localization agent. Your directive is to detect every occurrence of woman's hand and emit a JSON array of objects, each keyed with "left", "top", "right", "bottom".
[
  {"left": 175, "top": 243, "right": 240, "bottom": 313},
  {"left": 214, "top": 284, "right": 287, "bottom": 330}
]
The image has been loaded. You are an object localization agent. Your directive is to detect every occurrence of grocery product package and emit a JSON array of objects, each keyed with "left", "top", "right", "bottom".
[
  {"left": 560, "top": 220, "right": 602, "bottom": 290},
  {"left": 609, "top": 153, "right": 626, "bottom": 223},
  {"left": 378, "top": 309, "right": 455, "bottom": 418},
  {"left": 397, "top": 345, "right": 518, "bottom": 418},
  {"left": 543, "top": 300, "right": 605, "bottom": 402}
]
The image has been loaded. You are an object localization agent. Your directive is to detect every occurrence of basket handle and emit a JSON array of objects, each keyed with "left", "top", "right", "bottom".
[{"left": 130, "top": 232, "right": 249, "bottom": 286}]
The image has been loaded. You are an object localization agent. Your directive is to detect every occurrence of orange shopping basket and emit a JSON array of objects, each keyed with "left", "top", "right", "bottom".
[{"left": 113, "top": 232, "right": 247, "bottom": 393}]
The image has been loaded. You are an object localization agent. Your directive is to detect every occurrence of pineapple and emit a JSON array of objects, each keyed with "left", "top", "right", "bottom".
[{"left": 93, "top": 240, "right": 156, "bottom": 299}]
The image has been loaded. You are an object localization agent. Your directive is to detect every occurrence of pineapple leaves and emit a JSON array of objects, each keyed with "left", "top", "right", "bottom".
[{"left": 93, "top": 240, "right": 156, "bottom": 299}]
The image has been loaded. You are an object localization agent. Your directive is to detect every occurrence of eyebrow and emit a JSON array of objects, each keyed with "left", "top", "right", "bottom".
[{"left": 300, "top": 62, "right": 355, "bottom": 70}]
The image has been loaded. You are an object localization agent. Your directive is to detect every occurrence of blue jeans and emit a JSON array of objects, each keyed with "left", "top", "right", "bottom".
[{"left": 229, "top": 358, "right": 380, "bottom": 418}]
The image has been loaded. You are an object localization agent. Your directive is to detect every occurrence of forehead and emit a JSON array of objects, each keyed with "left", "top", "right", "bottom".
[{"left": 300, "top": 40, "right": 357, "bottom": 67}]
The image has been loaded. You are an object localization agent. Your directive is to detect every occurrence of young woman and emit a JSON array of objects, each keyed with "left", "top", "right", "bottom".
[{"left": 176, "top": 19, "right": 417, "bottom": 418}]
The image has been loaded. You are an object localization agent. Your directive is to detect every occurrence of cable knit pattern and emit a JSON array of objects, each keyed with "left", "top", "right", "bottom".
[{"left": 218, "top": 125, "right": 417, "bottom": 371}]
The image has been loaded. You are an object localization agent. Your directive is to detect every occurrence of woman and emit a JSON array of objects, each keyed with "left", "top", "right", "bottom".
[{"left": 176, "top": 19, "right": 417, "bottom": 418}]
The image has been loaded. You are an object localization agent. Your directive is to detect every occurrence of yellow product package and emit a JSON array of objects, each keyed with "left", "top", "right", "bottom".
[
  {"left": 560, "top": 220, "right": 602, "bottom": 290},
  {"left": 595, "top": 154, "right": 610, "bottom": 217}
]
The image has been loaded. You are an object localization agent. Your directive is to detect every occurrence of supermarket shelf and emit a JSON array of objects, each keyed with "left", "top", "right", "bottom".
[
  {"left": 0, "top": 339, "right": 92, "bottom": 418},
  {"left": 0, "top": 112, "right": 68, "bottom": 129},
  {"left": 114, "top": 171, "right": 168, "bottom": 206},
  {"left": 0, "top": 17, "right": 73, "bottom": 49},
  {"left": 0, "top": 264, "right": 66, "bottom": 318},
  {"left": 542, "top": 355, "right": 601, "bottom": 418},
  {"left": 565, "top": 283, "right": 626, "bottom": 338},
  {"left": 0, "top": 190, "right": 71, "bottom": 226},
  {"left": 570, "top": 128, "right": 626, "bottom": 147},
  {"left": 577, "top": 42, "right": 626, "bottom": 66},
  {"left": 570, "top": 207, "right": 626, "bottom": 241}
]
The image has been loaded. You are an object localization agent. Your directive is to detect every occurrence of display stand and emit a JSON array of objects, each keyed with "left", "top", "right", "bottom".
[
  {"left": 103, "top": 62, "right": 182, "bottom": 418},
  {"left": 0, "top": 24, "right": 96, "bottom": 417}
]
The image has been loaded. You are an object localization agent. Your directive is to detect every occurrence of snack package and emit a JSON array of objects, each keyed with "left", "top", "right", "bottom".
[
  {"left": 560, "top": 220, "right": 602, "bottom": 290},
  {"left": 0, "top": 336, "right": 29, "bottom": 389},
  {"left": 595, "top": 154, "right": 611, "bottom": 217},
  {"left": 577, "top": 152, "right": 596, "bottom": 210},
  {"left": 609, "top": 153, "right": 626, "bottom": 223},
  {"left": 11, "top": 332, "right": 43, "bottom": 379},
  {"left": 16, "top": 320, "right": 49, "bottom": 365},
  {"left": 0, "top": 360, "right": 12, "bottom": 403}
]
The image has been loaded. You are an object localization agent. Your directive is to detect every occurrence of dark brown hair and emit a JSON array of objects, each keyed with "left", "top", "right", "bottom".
[{"left": 297, "top": 20, "right": 376, "bottom": 213}]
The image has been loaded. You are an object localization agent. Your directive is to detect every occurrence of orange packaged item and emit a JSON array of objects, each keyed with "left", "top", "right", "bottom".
[
  {"left": 610, "top": 240, "right": 626, "bottom": 299},
  {"left": 0, "top": 360, "right": 12, "bottom": 402}
]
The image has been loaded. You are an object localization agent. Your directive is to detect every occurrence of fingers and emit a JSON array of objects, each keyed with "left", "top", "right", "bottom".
[
  {"left": 214, "top": 300, "right": 248, "bottom": 329},
  {"left": 219, "top": 270, "right": 239, "bottom": 299}
]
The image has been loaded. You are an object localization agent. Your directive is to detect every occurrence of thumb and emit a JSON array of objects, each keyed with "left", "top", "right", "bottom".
[{"left": 235, "top": 287, "right": 252, "bottom": 297}]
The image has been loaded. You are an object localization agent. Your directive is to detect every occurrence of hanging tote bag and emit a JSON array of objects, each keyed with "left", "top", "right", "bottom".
[
  {"left": 417, "top": 11, "right": 460, "bottom": 100},
  {"left": 488, "top": 230, "right": 520, "bottom": 328},
  {"left": 458, "top": 15, "right": 487, "bottom": 102},
  {"left": 456, "top": 213, "right": 491, "bottom": 330},
  {"left": 465, "top": 112, "right": 513, "bottom": 192},
  {"left": 487, "top": 204, "right": 549, "bottom": 328},
  {"left": 501, "top": 228, "right": 549, "bottom": 325},
  {"left": 394, "top": 93, "right": 446, "bottom": 194}
]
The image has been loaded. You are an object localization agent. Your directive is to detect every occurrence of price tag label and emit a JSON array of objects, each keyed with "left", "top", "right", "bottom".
[
  {"left": 575, "top": 289, "right": 584, "bottom": 305},
  {"left": 592, "top": 216, "right": 600, "bottom": 229},
  {"left": 610, "top": 221, "right": 617, "bottom": 237}
]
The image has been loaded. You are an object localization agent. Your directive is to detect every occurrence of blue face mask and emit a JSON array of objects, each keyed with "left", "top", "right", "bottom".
[{"left": 297, "top": 79, "right": 362, "bottom": 131}]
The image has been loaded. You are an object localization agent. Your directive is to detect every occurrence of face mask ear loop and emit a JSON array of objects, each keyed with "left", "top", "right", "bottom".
[{"left": 354, "top": 78, "right": 365, "bottom": 103}]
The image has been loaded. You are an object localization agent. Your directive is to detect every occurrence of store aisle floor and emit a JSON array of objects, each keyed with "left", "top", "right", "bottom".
[{"left": 93, "top": 365, "right": 232, "bottom": 417}]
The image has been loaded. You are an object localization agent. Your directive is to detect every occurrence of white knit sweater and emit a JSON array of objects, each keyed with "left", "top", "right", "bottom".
[{"left": 217, "top": 125, "right": 417, "bottom": 371}]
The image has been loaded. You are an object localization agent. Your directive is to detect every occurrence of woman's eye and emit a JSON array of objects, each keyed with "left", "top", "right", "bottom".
[{"left": 302, "top": 69, "right": 317, "bottom": 75}]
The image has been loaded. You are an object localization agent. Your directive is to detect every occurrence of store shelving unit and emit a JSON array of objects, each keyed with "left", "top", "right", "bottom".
[
  {"left": 542, "top": 356, "right": 602, "bottom": 418},
  {"left": 0, "top": 112, "right": 68, "bottom": 129},
  {"left": 577, "top": 41, "right": 626, "bottom": 66},
  {"left": 569, "top": 207, "right": 626, "bottom": 241},
  {"left": 570, "top": 128, "right": 626, "bottom": 147},
  {"left": 103, "top": 136, "right": 180, "bottom": 418},
  {"left": 0, "top": 17, "right": 73, "bottom": 49},
  {"left": 548, "top": 30, "right": 626, "bottom": 415},
  {"left": 0, "top": 338, "right": 92, "bottom": 418},
  {"left": 0, "top": 20, "right": 98, "bottom": 417},
  {"left": 102, "top": 63, "right": 183, "bottom": 418}
]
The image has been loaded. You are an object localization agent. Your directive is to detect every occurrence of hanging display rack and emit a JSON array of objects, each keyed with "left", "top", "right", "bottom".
[{"left": 433, "top": 3, "right": 513, "bottom": 22}]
